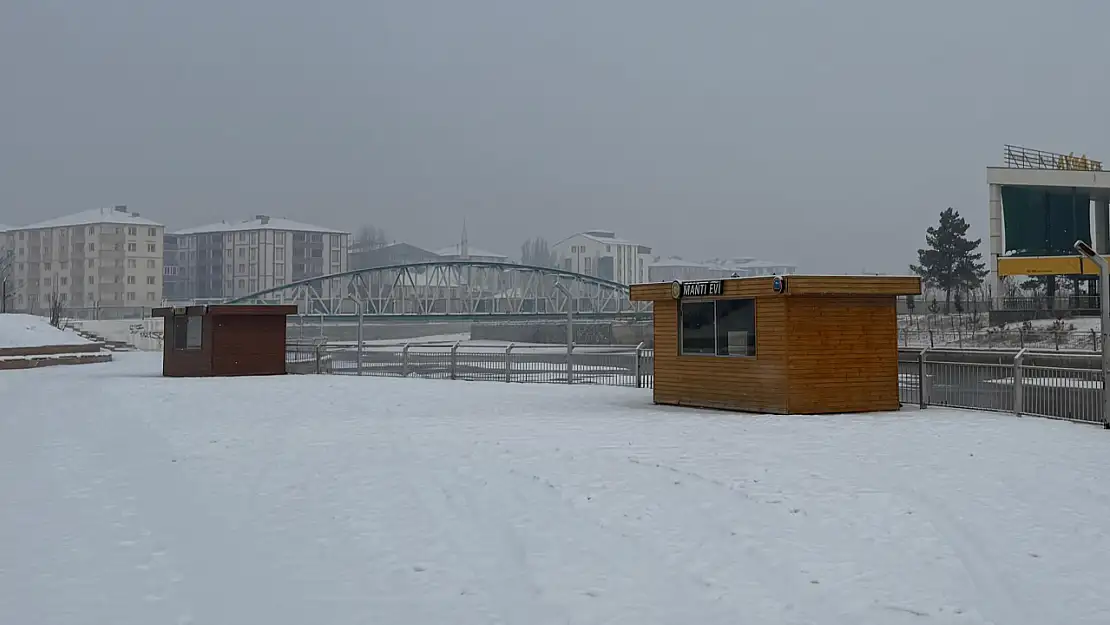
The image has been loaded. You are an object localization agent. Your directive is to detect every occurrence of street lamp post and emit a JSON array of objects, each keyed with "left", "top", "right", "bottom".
[
  {"left": 1074, "top": 240, "right": 1110, "bottom": 428},
  {"left": 345, "top": 295, "right": 364, "bottom": 376},
  {"left": 553, "top": 281, "right": 574, "bottom": 384}
]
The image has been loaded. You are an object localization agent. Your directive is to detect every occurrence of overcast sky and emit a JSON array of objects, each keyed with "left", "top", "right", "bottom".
[{"left": 1, "top": 0, "right": 1106, "bottom": 273}]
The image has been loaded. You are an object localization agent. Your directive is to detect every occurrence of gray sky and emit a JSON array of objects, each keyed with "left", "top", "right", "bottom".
[{"left": 1, "top": 0, "right": 1106, "bottom": 273}]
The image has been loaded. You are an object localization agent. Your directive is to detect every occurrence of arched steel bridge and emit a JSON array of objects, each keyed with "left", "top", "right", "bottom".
[{"left": 223, "top": 260, "right": 652, "bottom": 319}]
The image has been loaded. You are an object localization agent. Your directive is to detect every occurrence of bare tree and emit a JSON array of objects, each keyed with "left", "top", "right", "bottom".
[
  {"left": 47, "top": 290, "right": 66, "bottom": 328},
  {"left": 0, "top": 248, "right": 12, "bottom": 313},
  {"left": 354, "top": 225, "right": 389, "bottom": 251}
]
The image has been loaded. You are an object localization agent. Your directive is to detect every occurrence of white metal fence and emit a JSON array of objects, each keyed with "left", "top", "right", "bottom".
[
  {"left": 898, "top": 348, "right": 1105, "bottom": 426},
  {"left": 287, "top": 341, "right": 1106, "bottom": 426},
  {"left": 287, "top": 340, "right": 654, "bottom": 388}
]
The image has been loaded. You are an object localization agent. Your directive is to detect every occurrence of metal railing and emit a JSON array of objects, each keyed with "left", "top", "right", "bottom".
[
  {"left": 1003, "top": 144, "right": 1103, "bottom": 171},
  {"left": 898, "top": 348, "right": 1105, "bottom": 426},
  {"left": 286, "top": 340, "right": 654, "bottom": 389},
  {"left": 899, "top": 327, "right": 1102, "bottom": 351}
]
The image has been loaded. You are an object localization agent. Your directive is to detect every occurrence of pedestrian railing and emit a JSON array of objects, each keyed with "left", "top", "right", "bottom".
[
  {"left": 898, "top": 348, "right": 1106, "bottom": 426},
  {"left": 286, "top": 340, "right": 654, "bottom": 389},
  {"left": 288, "top": 341, "right": 1106, "bottom": 426}
]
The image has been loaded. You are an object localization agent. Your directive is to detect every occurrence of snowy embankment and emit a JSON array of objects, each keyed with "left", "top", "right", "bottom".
[
  {"left": 0, "top": 313, "right": 90, "bottom": 348},
  {"left": 2, "top": 354, "right": 1110, "bottom": 624}
]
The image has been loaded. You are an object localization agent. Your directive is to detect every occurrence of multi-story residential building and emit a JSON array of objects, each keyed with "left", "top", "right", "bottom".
[
  {"left": 552, "top": 230, "right": 652, "bottom": 285},
  {"left": 169, "top": 215, "right": 350, "bottom": 300},
  {"left": 162, "top": 233, "right": 191, "bottom": 302},
  {"left": 0, "top": 206, "right": 165, "bottom": 313}
]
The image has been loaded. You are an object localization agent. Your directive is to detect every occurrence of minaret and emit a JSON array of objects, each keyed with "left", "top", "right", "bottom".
[{"left": 461, "top": 217, "right": 469, "bottom": 259}]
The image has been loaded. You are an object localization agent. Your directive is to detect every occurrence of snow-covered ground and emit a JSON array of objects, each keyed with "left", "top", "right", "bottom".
[
  {"left": 0, "top": 313, "right": 90, "bottom": 348},
  {"left": 3, "top": 354, "right": 1110, "bottom": 624}
]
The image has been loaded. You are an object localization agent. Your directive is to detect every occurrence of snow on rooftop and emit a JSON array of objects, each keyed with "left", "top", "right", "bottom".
[
  {"left": 14, "top": 207, "right": 163, "bottom": 230},
  {"left": 0, "top": 224, "right": 11, "bottom": 233},
  {"left": 432, "top": 244, "right": 508, "bottom": 259},
  {"left": 3, "top": 353, "right": 1110, "bottom": 623},
  {"left": 0, "top": 313, "right": 91, "bottom": 348},
  {"left": 174, "top": 216, "right": 348, "bottom": 235}
]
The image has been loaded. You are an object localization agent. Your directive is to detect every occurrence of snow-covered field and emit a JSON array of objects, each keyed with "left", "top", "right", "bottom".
[
  {"left": 3, "top": 354, "right": 1110, "bottom": 624},
  {"left": 0, "top": 313, "right": 90, "bottom": 348}
]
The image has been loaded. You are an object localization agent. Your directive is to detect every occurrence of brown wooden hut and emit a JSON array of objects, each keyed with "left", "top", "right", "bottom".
[
  {"left": 630, "top": 275, "right": 921, "bottom": 414},
  {"left": 152, "top": 305, "right": 298, "bottom": 377}
]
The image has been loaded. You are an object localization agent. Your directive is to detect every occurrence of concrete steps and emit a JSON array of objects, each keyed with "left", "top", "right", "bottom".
[
  {"left": 70, "top": 327, "right": 135, "bottom": 352},
  {"left": 0, "top": 343, "right": 113, "bottom": 371}
]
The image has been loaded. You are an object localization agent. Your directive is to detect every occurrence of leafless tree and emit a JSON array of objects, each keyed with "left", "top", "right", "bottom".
[
  {"left": 0, "top": 249, "right": 12, "bottom": 313},
  {"left": 47, "top": 290, "right": 66, "bottom": 328},
  {"left": 354, "top": 225, "right": 389, "bottom": 251}
]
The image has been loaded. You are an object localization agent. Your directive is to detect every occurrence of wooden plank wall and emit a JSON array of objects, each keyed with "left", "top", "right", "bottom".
[
  {"left": 211, "top": 315, "right": 288, "bottom": 376},
  {"left": 652, "top": 298, "right": 789, "bottom": 413},
  {"left": 785, "top": 295, "right": 900, "bottom": 414}
]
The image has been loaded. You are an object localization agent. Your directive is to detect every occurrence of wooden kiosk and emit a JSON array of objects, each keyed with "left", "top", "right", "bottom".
[
  {"left": 630, "top": 275, "right": 921, "bottom": 414},
  {"left": 152, "top": 304, "right": 298, "bottom": 377}
]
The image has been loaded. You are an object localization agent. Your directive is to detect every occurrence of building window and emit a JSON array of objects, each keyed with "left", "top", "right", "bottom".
[
  {"left": 276, "top": 248, "right": 284, "bottom": 261},
  {"left": 60, "top": 277, "right": 68, "bottom": 286},
  {"left": 147, "top": 276, "right": 156, "bottom": 285},
  {"left": 88, "top": 243, "right": 95, "bottom": 252},
  {"left": 330, "top": 250, "right": 340, "bottom": 263},
  {"left": 88, "top": 276, "right": 94, "bottom": 285},
  {"left": 127, "top": 243, "right": 136, "bottom": 252},
  {"left": 147, "top": 259, "right": 155, "bottom": 269},
  {"left": 249, "top": 279, "right": 257, "bottom": 291},
  {"left": 149, "top": 228, "right": 157, "bottom": 237},
  {"left": 88, "top": 259, "right": 94, "bottom": 268},
  {"left": 127, "top": 275, "right": 136, "bottom": 285},
  {"left": 310, "top": 233, "right": 322, "bottom": 243},
  {"left": 147, "top": 243, "right": 156, "bottom": 253},
  {"left": 250, "top": 232, "right": 258, "bottom": 244},
  {"left": 276, "top": 232, "right": 285, "bottom": 244},
  {"left": 147, "top": 292, "right": 156, "bottom": 301},
  {"left": 679, "top": 299, "right": 756, "bottom": 357},
  {"left": 173, "top": 315, "right": 204, "bottom": 350},
  {"left": 127, "top": 291, "right": 136, "bottom": 301},
  {"left": 249, "top": 248, "right": 257, "bottom": 261},
  {"left": 128, "top": 259, "right": 137, "bottom": 268},
  {"left": 128, "top": 227, "right": 137, "bottom": 236},
  {"left": 43, "top": 262, "right": 51, "bottom": 270}
]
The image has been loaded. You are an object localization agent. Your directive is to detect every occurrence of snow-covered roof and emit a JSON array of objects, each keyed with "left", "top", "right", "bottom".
[
  {"left": 14, "top": 207, "right": 163, "bottom": 230},
  {"left": 648, "top": 257, "right": 713, "bottom": 268},
  {"left": 432, "top": 244, "right": 508, "bottom": 259},
  {"left": 175, "top": 216, "right": 347, "bottom": 235},
  {"left": 0, "top": 224, "right": 11, "bottom": 233},
  {"left": 555, "top": 231, "right": 635, "bottom": 246}
]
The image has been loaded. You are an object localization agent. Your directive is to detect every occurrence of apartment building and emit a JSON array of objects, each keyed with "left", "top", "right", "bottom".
[
  {"left": 0, "top": 206, "right": 164, "bottom": 312},
  {"left": 169, "top": 215, "right": 349, "bottom": 300},
  {"left": 552, "top": 230, "right": 652, "bottom": 285}
]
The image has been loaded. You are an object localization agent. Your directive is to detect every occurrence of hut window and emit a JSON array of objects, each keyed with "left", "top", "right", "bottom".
[
  {"left": 172, "top": 315, "right": 204, "bottom": 350},
  {"left": 680, "top": 299, "right": 756, "bottom": 357},
  {"left": 679, "top": 302, "right": 716, "bottom": 355},
  {"left": 715, "top": 299, "right": 756, "bottom": 357}
]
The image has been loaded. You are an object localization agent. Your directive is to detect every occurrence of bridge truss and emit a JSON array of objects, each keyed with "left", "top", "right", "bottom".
[{"left": 223, "top": 261, "right": 652, "bottom": 317}]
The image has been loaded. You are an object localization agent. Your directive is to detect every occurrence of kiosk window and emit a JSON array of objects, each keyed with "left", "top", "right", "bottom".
[
  {"left": 173, "top": 315, "right": 204, "bottom": 351},
  {"left": 679, "top": 301, "right": 717, "bottom": 355},
  {"left": 680, "top": 299, "right": 756, "bottom": 357},
  {"left": 716, "top": 299, "right": 755, "bottom": 356}
]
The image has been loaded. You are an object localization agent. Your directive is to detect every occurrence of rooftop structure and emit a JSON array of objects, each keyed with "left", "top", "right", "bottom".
[{"left": 12, "top": 206, "right": 161, "bottom": 230}]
